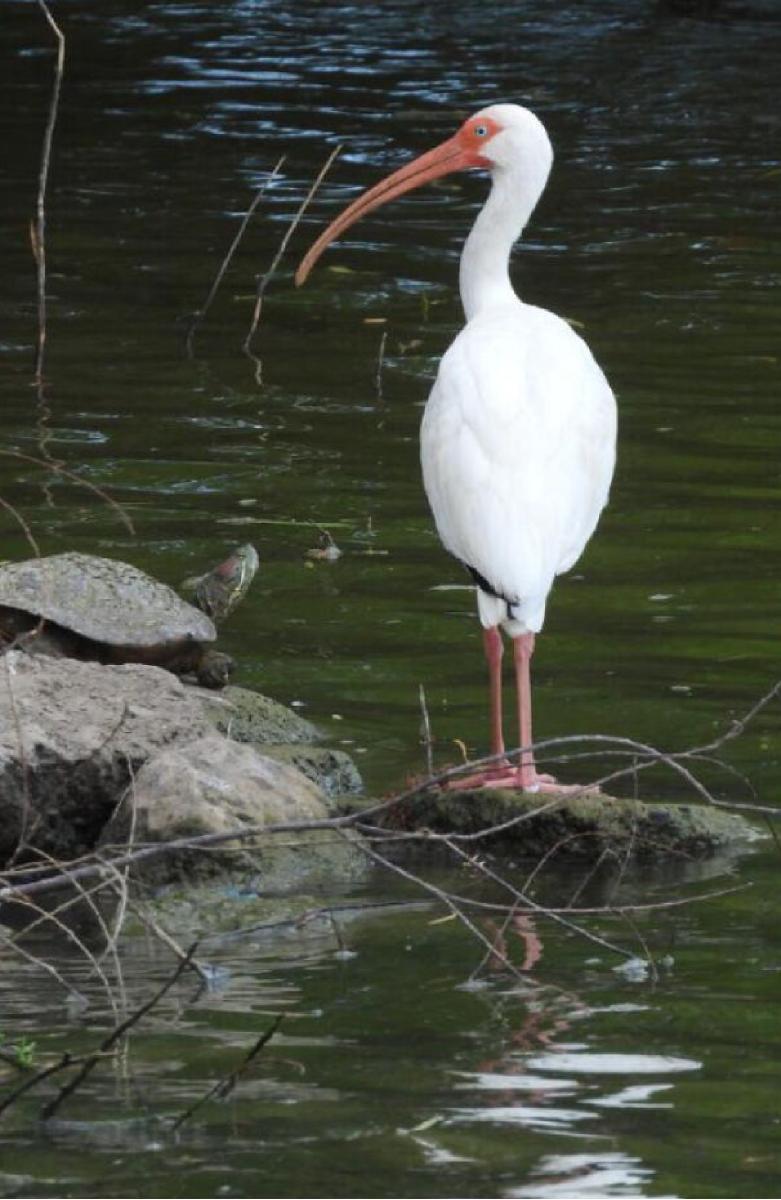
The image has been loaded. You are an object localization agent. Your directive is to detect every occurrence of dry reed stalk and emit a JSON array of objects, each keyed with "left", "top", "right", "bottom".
[
  {"left": 375, "top": 328, "right": 388, "bottom": 397},
  {"left": 185, "top": 154, "right": 286, "bottom": 358},
  {"left": 243, "top": 143, "right": 342, "bottom": 383},
  {"left": 32, "top": 0, "right": 64, "bottom": 385}
]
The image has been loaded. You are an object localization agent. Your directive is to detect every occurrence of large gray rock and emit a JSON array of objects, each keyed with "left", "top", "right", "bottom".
[
  {"left": 101, "top": 735, "right": 367, "bottom": 889},
  {"left": 0, "top": 651, "right": 212, "bottom": 863}
]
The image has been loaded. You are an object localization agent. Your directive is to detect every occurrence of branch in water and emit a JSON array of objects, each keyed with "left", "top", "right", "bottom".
[
  {"left": 243, "top": 143, "right": 342, "bottom": 383},
  {"left": 33, "top": 0, "right": 65, "bottom": 385},
  {"left": 185, "top": 155, "right": 286, "bottom": 359}
]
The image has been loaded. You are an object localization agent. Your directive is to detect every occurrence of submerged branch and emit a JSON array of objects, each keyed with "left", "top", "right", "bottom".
[
  {"left": 170, "top": 1013, "right": 285, "bottom": 1131},
  {"left": 39, "top": 942, "right": 199, "bottom": 1121}
]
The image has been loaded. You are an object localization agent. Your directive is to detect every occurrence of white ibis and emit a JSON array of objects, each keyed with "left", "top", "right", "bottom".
[{"left": 296, "top": 104, "right": 617, "bottom": 792}]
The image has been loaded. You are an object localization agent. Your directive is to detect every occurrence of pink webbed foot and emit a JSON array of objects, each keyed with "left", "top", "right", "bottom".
[
  {"left": 523, "top": 774, "right": 599, "bottom": 796},
  {"left": 446, "top": 764, "right": 599, "bottom": 795},
  {"left": 445, "top": 762, "right": 523, "bottom": 791}
]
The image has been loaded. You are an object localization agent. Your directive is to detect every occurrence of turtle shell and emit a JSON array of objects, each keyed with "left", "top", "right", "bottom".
[{"left": 0, "top": 553, "right": 216, "bottom": 650}]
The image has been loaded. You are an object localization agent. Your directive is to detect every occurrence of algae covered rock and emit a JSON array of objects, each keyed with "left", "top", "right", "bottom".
[
  {"left": 263, "top": 745, "right": 363, "bottom": 801},
  {"left": 356, "top": 783, "right": 757, "bottom": 861},
  {"left": 200, "top": 685, "right": 319, "bottom": 745},
  {"left": 198, "top": 685, "right": 364, "bottom": 798},
  {"left": 127, "top": 883, "right": 336, "bottom": 942}
]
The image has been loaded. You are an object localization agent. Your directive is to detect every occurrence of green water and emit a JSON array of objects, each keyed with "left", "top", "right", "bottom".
[{"left": 1, "top": 1, "right": 780, "bottom": 1195}]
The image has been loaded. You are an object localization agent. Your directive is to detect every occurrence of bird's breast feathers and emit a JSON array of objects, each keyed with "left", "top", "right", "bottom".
[{"left": 420, "top": 302, "right": 617, "bottom": 606}]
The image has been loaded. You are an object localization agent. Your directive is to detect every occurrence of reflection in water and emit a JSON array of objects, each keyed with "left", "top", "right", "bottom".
[
  {"left": 526, "top": 1051, "right": 701, "bottom": 1075},
  {"left": 510, "top": 1151, "right": 662, "bottom": 1199},
  {"left": 449, "top": 976, "right": 699, "bottom": 1191}
]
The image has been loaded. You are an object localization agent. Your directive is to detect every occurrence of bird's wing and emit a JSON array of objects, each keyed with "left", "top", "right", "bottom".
[{"left": 420, "top": 303, "right": 616, "bottom": 616}]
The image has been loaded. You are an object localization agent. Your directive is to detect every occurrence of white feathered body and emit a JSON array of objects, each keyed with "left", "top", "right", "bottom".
[{"left": 421, "top": 297, "right": 617, "bottom": 636}]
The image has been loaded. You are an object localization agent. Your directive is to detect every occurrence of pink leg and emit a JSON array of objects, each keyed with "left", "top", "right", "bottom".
[
  {"left": 448, "top": 626, "right": 522, "bottom": 790},
  {"left": 513, "top": 632, "right": 555, "bottom": 791},
  {"left": 514, "top": 632, "right": 536, "bottom": 788},
  {"left": 512, "top": 633, "right": 587, "bottom": 794},
  {"left": 484, "top": 626, "right": 505, "bottom": 758}
]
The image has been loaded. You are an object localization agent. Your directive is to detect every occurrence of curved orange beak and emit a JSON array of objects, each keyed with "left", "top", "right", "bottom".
[{"left": 295, "top": 133, "right": 482, "bottom": 286}]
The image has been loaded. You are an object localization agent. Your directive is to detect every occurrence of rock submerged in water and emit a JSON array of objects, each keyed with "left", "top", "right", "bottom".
[
  {"left": 349, "top": 782, "right": 758, "bottom": 861},
  {"left": 200, "top": 685, "right": 320, "bottom": 745}
]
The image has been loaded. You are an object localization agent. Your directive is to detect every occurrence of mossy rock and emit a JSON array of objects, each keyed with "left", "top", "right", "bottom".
[
  {"left": 340, "top": 785, "right": 759, "bottom": 862},
  {"left": 199, "top": 685, "right": 319, "bottom": 745},
  {"left": 198, "top": 687, "right": 363, "bottom": 800},
  {"left": 122, "top": 885, "right": 348, "bottom": 942},
  {"left": 263, "top": 745, "right": 363, "bottom": 802}
]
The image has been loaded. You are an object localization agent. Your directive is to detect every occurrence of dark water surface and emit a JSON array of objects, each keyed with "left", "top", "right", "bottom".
[{"left": 2, "top": 1, "right": 781, "bottom": 1196}]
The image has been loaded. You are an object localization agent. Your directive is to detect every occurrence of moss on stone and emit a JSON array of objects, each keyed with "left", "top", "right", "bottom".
[
  {"left": 200, "top": 685, "right": 320, "bottom": 745},
  {"left": 340, "top": 785, "right": 758, "bottom": 861}
]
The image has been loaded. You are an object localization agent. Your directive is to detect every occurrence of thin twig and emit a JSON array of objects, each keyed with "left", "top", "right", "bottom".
[
  {"left": 0, "top": 450, "right": 134, "bottom": 534},
  {"left": 0, "top": 498, "right": 42, "bottom": 558},
  {"left": 348, "top": 833, "right": 544, "bottom": 983},
  {"left": 33, "top": 0, "right": 65, "bottom": 385},
  {"left": 124, "top": 895, "right": 212, "bottom": 984},
  {"left": 0, "top": 1053, "right": 74, "bottom": 1117},
  {"left": 32, "top": 0, "right": 66, "bottom": 508},
  {"left": 441, "top": 835, "right": 633, "bottom": 961},
  {"left": 169, "top": 1013, "right": 284, "bottom": 1132},
  {"left": 418, "top": 683, "right": 434, "bottom": 778},
  {"left": 8, "top": 879, "right": 120, "bottom": 1020},
  {"left": 243, "top": 144, "right": 342, "bottom": 382},
  {"left": 185, "top": 155, "right": 286, "bottom": 358}
]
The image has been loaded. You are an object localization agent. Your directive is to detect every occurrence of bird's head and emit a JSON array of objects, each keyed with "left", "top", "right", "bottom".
[
  {"left": 459, "top": 104, "right": 553, "bottom": 176},
  {"left": 295, "top": 103, "right": 552, "bottom": 286}
]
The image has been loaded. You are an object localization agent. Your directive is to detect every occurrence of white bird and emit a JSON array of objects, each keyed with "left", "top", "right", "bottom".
[{"left": 296, "top": 104, "right": 617, "bottom": 792}]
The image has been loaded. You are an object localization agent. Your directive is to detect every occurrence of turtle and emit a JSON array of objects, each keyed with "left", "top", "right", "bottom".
[{"left": 0, "top": 544, "right": 259, "bottom": 689}]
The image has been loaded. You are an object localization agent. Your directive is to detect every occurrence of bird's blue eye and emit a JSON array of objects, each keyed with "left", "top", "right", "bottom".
[{"left": 474, "top": 124, "right": 488, "bottom": 137}]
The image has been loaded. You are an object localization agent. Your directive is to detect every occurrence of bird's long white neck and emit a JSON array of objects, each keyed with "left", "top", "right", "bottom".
[{"left": 459, "top": 158, "right": 549, "bottom": 323}]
